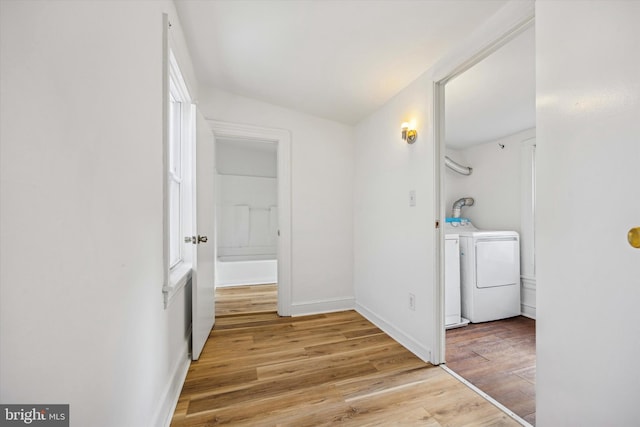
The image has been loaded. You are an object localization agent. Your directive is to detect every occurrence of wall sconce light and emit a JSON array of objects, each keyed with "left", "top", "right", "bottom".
[{"left": 401, "top": 122, "right": 418, "bottom": 144}]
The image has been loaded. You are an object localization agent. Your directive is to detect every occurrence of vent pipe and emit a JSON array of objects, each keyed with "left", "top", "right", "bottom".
[
  {"left": 445, "top": 156, "right": 472, "bottom": 175},
  {"left": 452, "top": 197, "right": 475, "bottom": 218}
]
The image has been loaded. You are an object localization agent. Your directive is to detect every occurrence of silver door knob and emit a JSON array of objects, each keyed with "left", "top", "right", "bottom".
[{"left": 197, "top": 235, "right": 208, "bottom": 244}]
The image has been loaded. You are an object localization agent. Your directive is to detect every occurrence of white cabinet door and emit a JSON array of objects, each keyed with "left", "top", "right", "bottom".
[{"left": 191, "top": 108, "right": 216, "bottom": 361}]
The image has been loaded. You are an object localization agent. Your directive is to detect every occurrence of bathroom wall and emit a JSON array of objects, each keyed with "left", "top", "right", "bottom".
[{"left": 216, "top": 139, "right": 278, "bottom": 261}]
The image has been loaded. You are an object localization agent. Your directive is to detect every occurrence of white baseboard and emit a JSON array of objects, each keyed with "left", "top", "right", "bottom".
[
  {"left": 153, "top": 344, "right": 191, "bottom": 427},
  {"left": 521, "top": 304, "right": 536, "bottom": 319},
  {"left": 356, "top": 302, "right": 432, "bottom": 364},
  {"left": 290, "top": 297, "right": 355, "bottom": 317},
  {"left": 520, "top": 275, "right": 536, "bottom": 320},
  {"left": 216, "top": 280, "right": 276, "bottom": 287}
]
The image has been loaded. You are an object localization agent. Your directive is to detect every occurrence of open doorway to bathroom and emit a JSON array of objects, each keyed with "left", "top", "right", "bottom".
[
  {"left": 209, "top": 121, "right": 292, "bottom": 317},
  {"left": 438, "top": 21, "right": 537, "bottom": 425},
  {"left": 214, "top": 137, "right": 279, "bottom": 316}
]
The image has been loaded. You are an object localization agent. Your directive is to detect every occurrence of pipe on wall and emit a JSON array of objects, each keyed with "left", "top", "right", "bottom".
[
  {"left": 452, "top": 197, "right": 475, "bottom": 218},
  {"left": 445, "top": 156, "right": 473, "bottom": 175}
]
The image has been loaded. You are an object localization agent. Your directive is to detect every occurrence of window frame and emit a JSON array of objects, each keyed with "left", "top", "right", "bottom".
[{"left": 163, "top": 44, "right": 194, "bottom": 307}]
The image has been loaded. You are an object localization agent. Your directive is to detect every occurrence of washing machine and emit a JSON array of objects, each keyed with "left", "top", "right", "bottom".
[
  {"left": 444, "top": 219, "right": 470, "bottom": 329},
  {"left": 455, "top": 220, "right": 521, "bottom": 323}
]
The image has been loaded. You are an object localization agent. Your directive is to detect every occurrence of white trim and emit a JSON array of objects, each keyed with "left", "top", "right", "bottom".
[
  {"left": 163, "top": 14, "right": 195, "bottom": 308},
  {"left": 356, "top": 302, "right": 432, "bottom": 363},
  {"left": 208, "top": 120, "right": 293, "bottom": 316},
  {"left": 154, "top": 339, "right": 191, "bottom": 427},
  {"left": 433, "top": 79, "right": 446, "bottom": 366},
  {"left": 440, "top": 365, "right": 533, "bottom": 427},
  {"left": 163, "top": 263, "right": 192, "bottom": 308},
  {"left": 290, "top": 297, "right": 355, "bottom": 317},
  {"left": 162, "top": 13, "right": 170, "bottom": 304},
  {"left": 521, "top": 275, "right": 537, "bottom": 319}
]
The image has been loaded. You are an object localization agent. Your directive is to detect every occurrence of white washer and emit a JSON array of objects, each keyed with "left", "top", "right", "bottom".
[
  {"left": 456, "top": 221, "right": 521, "bottom": 323},
  {"left": 444, "top": 219, "right": 471, "bottom": 329},
  {"left": 445, "top": 233, "right": 462, "bottom": 327}
]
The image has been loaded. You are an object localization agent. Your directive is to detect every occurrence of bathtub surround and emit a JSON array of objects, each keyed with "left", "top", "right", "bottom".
[{"left": 216, "top": 175, "right": 277, "bottom": 261}]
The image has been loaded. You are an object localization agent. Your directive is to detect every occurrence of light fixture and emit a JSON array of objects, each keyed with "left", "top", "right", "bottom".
[{"left": 401, "top": 122, "right": 418, "bottom": 144}]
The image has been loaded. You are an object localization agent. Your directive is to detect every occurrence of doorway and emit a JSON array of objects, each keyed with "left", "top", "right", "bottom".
[
  {"left": 215, "top": 137, "right": 279, "bottom": 314},
  {"left": 435, "top": 20, "right": 537, "bottom": 426},
  {"left": 209, "top": 121, "right": 292, "bottom": 316}
]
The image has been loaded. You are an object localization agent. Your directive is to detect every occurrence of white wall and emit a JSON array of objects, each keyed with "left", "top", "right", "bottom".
[
  {"left": 354, "top": 75, "right": 436, "bottom": 360},
  {"left": 216, "top": 139, "right": 277, "bottom": 177},
  {"left": 200, "top": 88, "right": 355, "bottom": 314},
  {"left": 0, "top": 1, "right": 196, "bottom": 426},
  {"left": 445, "top": 128, "right": 535, "bottom": 230},
  {"left": 536, "top": 1, "right": 640, "bottom": 425},
  {"left": 353, "top": 1, "right": 535, "bottom": 363}
]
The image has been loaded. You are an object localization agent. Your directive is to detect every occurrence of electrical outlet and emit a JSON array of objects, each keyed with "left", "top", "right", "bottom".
[
  {"left": 409, "top": 190, "right": 416, "bottom": 207},
  {"left": 409, "top": 293, "right": 416, "bottom": 311}
]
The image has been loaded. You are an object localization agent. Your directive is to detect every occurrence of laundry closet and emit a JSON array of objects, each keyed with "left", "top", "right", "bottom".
[{"left": 443, "top": 25, "right": 537, "bottom": 325}]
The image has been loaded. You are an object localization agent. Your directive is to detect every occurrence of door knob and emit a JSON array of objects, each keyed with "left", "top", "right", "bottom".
[
  {"left": 198, "top": 235, "right": 208, "bottom": 244},
  {"left": 628, "top": 227, "right": 640, "bottom": 249}
]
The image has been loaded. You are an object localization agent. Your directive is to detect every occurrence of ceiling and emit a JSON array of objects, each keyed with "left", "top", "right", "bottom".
[
  {"left": 445, "top": 26, "right": 535, "bottom": 149},
  {"left": 174, "top": 0, "right": 508, "bottom": 125}
]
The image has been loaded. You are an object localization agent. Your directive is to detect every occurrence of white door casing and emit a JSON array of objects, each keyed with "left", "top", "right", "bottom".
[{"left": 191, "top": 108, "right": 216, "bottom": 360}]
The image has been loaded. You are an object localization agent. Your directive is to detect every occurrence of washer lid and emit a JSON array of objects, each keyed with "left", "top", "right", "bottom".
[{"left": 445, "top": 217, "right": 477, "bottom": 233}]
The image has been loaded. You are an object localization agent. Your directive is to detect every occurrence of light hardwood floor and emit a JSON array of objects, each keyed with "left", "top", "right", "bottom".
[
  {"left": 171, "top": 285, "right": 519, "bottom": 426},
  {"left": 215, "top": 284, "right": 278, "bottom": 316},
  {"left": 446, "top": 317, "right": 536, "bottom": 425}
]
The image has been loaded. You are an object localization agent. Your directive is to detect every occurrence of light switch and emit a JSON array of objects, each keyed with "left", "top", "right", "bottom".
[{"left": 409, "top": 190, "right": 416, "bottom": 207}]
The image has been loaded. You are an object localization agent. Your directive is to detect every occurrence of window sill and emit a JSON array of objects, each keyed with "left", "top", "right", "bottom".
[{"left": 163, "top": 263, "right": 192, "bottom": 308}]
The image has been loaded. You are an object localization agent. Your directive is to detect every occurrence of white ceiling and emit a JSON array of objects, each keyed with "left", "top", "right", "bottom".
[
  {"left": 174, "top": 0, "right": 508, "bottom": 125},
  {"left": 445, "top": 26, "right": 536, "bottom": 149}
]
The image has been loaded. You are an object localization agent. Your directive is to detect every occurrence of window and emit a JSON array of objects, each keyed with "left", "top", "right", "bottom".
[
  {"left": 164, "top": 48, "right": 194, "bottom": 305},
  {"left": 168, "top": 89, "right": 183, "bottom": 268}
]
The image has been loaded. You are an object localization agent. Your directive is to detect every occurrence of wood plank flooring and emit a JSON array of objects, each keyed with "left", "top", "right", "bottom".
[
  {"left": 215, "top": 284, "right": 278, "bottom": 316},
  {"left": 446, "top": 317, "right": 536, "bottom": 425},
  {"left": 172, "top": 310, "right": 520, "bottom": 426}
]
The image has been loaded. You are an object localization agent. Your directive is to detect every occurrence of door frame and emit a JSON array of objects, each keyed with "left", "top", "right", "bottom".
[
  {"left": 208, "top": 120, "right": 292, "bottom": 316},
  {"left": 432, "top": 16, "right": 535, "bottom": 364}
]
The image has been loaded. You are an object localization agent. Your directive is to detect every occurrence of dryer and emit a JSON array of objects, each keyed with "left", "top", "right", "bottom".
[{"left": 457, "top": 223, "right": 521, "bottom": 323}]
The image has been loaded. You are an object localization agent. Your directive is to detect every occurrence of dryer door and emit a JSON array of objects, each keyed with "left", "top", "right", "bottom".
[{"left": 475, "top": 237, "right": 520, "bottom": 288}]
